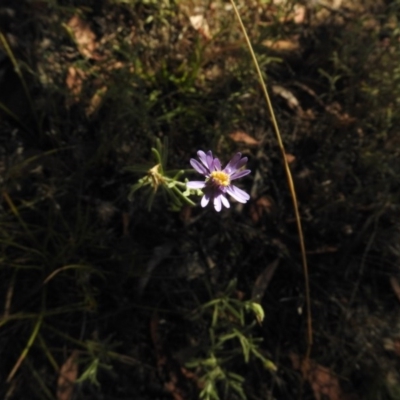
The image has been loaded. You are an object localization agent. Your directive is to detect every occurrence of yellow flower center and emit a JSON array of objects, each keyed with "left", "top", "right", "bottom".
[{"left": 210, "top": 171, "right": 230, "bottom": 187}]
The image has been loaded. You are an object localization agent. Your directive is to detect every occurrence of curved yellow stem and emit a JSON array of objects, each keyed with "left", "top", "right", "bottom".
[{"left": 229, "top": 0, "right": 312, "bottom": 356}]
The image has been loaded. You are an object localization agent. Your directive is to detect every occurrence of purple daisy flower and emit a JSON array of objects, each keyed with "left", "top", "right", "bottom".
[{"left": 186, "top": 150, "right": 251, "bottom": 212}]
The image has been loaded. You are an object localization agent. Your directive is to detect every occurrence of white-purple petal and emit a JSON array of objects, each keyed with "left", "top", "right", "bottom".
[
  {"left": 213, "top": 195, "right": 222, "bottom": 212},
  {"left": 234, "top": 157, "right": 248, "bottom": 171},
  {"left": 213, "top": 158, "right": 222, "bottom": 171},
  {"left": 206, "top": 151, "right": 214, "bottom": 171},
  {"left": 197, "top": 150, "right": 210, "bottom": 170},
  {"left": 186, "top": 181, "right": 206, "bottom": 189},
  {"left": 224, "top": 152, "right": 242, "bottom": 173},
  {"left": 220, "top": 195, "right": 230, "bottom": 209},
  {"left": 230, "top": 169, "right": 251, "bottom": 180},
  {"left": 201, "top": 193, "right": 210, "bottom": 207},
  {"left": 190, "top": 158, "right": 209, "bottom": 175},
  {"left": 227, "top": 185, "right": 250, "bottom": 203}
]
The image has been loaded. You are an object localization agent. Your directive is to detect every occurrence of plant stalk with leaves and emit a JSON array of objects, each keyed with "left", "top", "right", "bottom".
[{"left": 126, "top": 138, "right": 199, "bottom": 211}]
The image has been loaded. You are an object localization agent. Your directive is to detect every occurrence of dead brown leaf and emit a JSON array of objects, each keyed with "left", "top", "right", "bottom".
[
  {"left": 393, "top": 341, "right": 400, "bottom": 356},
  {"left": 293, "top": 5, "right": 307, "bottom": 24},
  {"left": 86, "top": 86, "right": 107, "bottom": 117},
  {"left": 66, "top": 60, "right": 126, "bottom": 110},
  {"left": 384, "top": 337, "right": 400, "bottom": 357},
  {"left": 189, "top": 14, "right": 211, "bottom": 40},
  {"left": 325, "top": 102, "right": 356, "bottom": 128},
  {"left": 228, "top": 131, "right": 260, "bottom": 146},
  {"left": 298, "top": 108, "right": 317, "bottom": 120},
  {"left": 57, "top": 350, "right": 79, "bottom": 400},
  {"left": 67, "top": 15, "right": 97, "bottom": 59},
  {"left": 262, "top": 37, "right": 300, "bottom": 52},
  {"left": 249, "top": 195, "right": 276, "bottom": 223},
  {"left": 285, "top": 153, "right": 296, "bottom": 164},
  {"left": 271, "top": 2, "right": 306, "bottom": 24},
  {"left": 272, "top": 85, "right": 300, "bottom": 110},
  {"left": 290, "top": 353, "right": 358, "bottom": 400},
  {"left": 390, "top": 276, "right": 400, "bottom": 303},
  {"left": 65, "top": 66, "right": 85, "bottom": 104}
]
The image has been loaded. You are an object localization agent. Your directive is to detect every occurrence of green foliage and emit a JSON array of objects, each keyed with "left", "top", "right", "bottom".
[
  {"left": 76, "top": 340, "right": 113, "bottom": 387},
  {"left": 126, "top": 138, "right": 197, "bottom": 210},
  {"left": 187, "top": 280, "right": 275, "bottom": 400}
]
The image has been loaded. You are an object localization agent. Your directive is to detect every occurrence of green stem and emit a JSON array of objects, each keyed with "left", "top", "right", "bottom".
[
  {"left": 7, "top": 314, "right": 43, "bottom": 382},
  {"left": 0, "top": 32, "right": 42, "bottom": 137}
]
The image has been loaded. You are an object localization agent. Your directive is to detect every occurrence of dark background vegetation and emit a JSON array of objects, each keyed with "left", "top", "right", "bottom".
[{"left": 1, "top": 0, "right": 400, "bottom": 399}]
